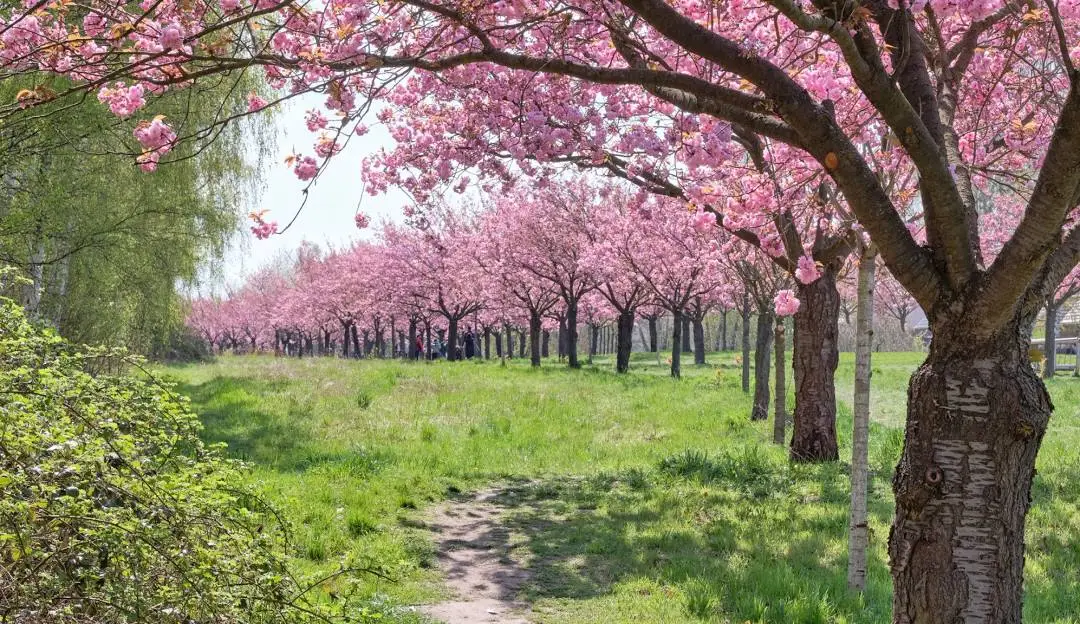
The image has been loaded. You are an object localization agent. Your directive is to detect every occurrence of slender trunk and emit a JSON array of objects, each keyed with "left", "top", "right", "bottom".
[
  {"left": 424, "top": 323, "right": 432, "bottom": 361},
  {"left": 529, "top": 311, "right": 542, "bottom": 367},
  {"left": 692, "top": 315, "right": 706, "bottom": 365},
  {"left": 351, "top": 325, "right": 361, "bottom": 358},
  {"left": 681, "top": 315, "right": 692, "bottom": 352},
  {"left": 790, "top": 268, "right": 841, "bottom": 462},
  {"left": 557, "top": 317, "right": 567, "bottom": 359},
  {"left": 616, "top": 309, "right": 634, "bottom": 373},
  {"left": 648, "top": 317, "right": 658, "bottom": 352},
  {"left": 847, "top": 246, "right": 876, "bottom": 591},
  {"left": 484, "top": 328, "right": 491, "bottom": 359},
  {"left": 566, "top": 298, "right": 580, "bottom": 368},
  {"left": 751, "top": 308, "right": 774, "bottom": 421},
  {"left": 447, "top": 318, "right": 459, "bottom": 362},
  {"left": 741, "top": 292, "right": 751, "bottom": 394},
  {"left": 23, "top": 238, "right": 45, "bottom": 318},
  {"left": 588, "top": 323, "right": 599, "bottom": 363},
  {"left": 773, "top": 318, "right": 787, "bottom": 445},
  {"left": 1043, "top": 298, "right": 1057, "bottom": 378},
  {"left": 670, "top": 308, "right": 683, "bottom": 379},
  {"left": 505, "top": 324, "right": 514, "bottom": 359},
  {"left": 542, "top": 330, "right": 550, "bottom": 358},
  {"left": 720, "top": 310, "right": 728, "bottom": 351},
  {"left": 518, "top": 328, "right": 527, "bottom": 358},
  {"left": 408, "top": 319, "right": 418, "bottom": 359},
  {"left": 890, "top": 327, "right": 1049, "bottom": 623}
]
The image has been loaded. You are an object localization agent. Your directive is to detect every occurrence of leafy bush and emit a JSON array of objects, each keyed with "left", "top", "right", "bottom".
[{"left": 0, "top": 297, "right": 352, "bottom": 623}]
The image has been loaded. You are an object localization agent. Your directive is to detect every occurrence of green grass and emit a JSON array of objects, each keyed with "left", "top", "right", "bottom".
[{"left": 161, "top": 351, "right": 1080, "bottom": 623}]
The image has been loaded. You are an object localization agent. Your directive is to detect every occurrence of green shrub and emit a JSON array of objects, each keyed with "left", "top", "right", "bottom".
[{"left": 0, "top": 297, "right": 352, "bottom": 623}]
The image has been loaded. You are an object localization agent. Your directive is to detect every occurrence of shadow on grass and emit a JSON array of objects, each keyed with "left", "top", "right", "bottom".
[
  {"left": 176, "top": 376, "right": 393, "bottom": 474},
  {"left": 475, "top": 463, "right": 895, "bottom": 623}
]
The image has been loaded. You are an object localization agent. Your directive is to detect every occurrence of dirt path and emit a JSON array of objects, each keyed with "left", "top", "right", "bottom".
[{"left": 419, "top": 490, "right": 532, "bottom": 624}]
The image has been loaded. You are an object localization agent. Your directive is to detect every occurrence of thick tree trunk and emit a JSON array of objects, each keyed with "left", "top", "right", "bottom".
[
  {"left": 351, "top": 325, "right": 361, "bottom": 358},
  {"left": 741, "top": 292, "right": 751, "bottom": 394},
  {"left": 529, "top": 311, "right": 542, "bottom": 367},
  {"left": 670, "top": 308, "right": 683, "bottom": 379},
  {"left": 890, "top": 330, "right": 1049, "bottom": 623},
  {"left": 447, "top": 318, "right": 459, "bottom": 362},
  {"left": 848, "top": 247, "right": 875, "bottom": 592},
  {"left": 773, "top": 318, "right": 787, "bottom": 445},
  {"left": 408, "top": 319, "right": 418, "bottom": 360},
  {"left": 692, "top": 316, "right": 706, "bottom": 365},
  {"left": 681, "top": 315, "right": 692, "bottom": 352},
  {"left": 1043, "top": 298, "right": 1057, "bottom": 378},
  {"left": 648, "top": 317, "right": 658, "bottom": 352},
  {"left": 566, "top": 298, "right": 580, "bottom": 368},
  {"left": 751, "top": 308, "right": 774, "bottom": 421},
  {"left": 790, "top": 269, "right": 841, "bottom": 462},
  {"left": 616, "top": 310, "right": 634, "bottom": 373}
]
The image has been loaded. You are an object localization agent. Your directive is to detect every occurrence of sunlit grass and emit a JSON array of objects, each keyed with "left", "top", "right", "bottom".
[{"left": 161, "top": 351, "right": 1080, "bottom": 623}]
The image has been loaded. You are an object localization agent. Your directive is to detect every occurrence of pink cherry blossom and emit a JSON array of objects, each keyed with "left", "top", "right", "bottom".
[
  {"left": 774, "top": 290, "right": 801, "bottom": 317},
  {"left": 795, "top": 256, "right": 822, "bottom": 285}
]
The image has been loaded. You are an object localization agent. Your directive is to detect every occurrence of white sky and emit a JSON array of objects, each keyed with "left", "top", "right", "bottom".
[{"left": 216, "top": 92, "right": 409, "bottom": 289}]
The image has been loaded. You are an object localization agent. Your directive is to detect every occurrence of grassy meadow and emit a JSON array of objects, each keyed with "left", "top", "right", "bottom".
[{"left": 160, "top": 351, "right": 1080, "bottom": 623}]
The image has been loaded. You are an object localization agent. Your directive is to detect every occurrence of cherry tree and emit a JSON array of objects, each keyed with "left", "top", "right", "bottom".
[
  {"left": 13, "top": 0, "right": 1080, "bottom": 616},
  {"left": 476, "top": 196, "right": 562, "bottom": 367}
]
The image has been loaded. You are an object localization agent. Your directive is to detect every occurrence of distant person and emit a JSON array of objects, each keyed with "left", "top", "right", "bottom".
[{"left": 464, "top": 331, "right": 476, "bottom": 359}]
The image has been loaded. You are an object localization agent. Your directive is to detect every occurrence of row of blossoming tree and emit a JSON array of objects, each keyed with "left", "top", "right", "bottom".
[{"left": 6, "top": 0, "right": 1080, "bottom": 618}]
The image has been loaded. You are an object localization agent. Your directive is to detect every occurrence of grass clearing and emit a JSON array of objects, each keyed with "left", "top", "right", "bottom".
[{"left": 161, "top": 351, "right": 1080, "bottom": 623}]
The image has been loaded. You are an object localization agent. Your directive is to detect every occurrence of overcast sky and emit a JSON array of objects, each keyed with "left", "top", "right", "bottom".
[{"left": 214, "top": 92, "right": 409, "bottom": 290}]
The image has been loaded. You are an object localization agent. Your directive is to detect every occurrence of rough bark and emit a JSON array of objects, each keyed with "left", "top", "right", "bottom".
[
  {"left": 542, "top": 330, "right": 550, "bottom": 358},
  {"left": 351, "top": 325, "right": 361, "bottom": 358},
  {"left": 773, "top": 318, "right": 787, "bottom": 445},
  {"left": 1043, "top": 298, "right": 1057, "bottom": 378},
  {"left": 616, "top": 309, "right": 634, "bottom": 373},
  {"left": 849, "top": 246, "right": 876, "bottom": 592},
  {"left": 648, "top": 316, "right": 658, "bottom": 352},
  {"left": 890, "top": 328, "right": 1050, "bottom": 624},
  {"left": 529, "top": 311, "right": 542, "bottom": 367},
  {"left": 681, "top": 314, "right": 692, "bottom": 352},
  {"left": 751, "top": 308, "right": 774, "bottom": 421},
  {"left": 670, "top": 308, "right": 683, "bottom": 379},
  {"left": 790, "top": 269, "right": 841, "bottom": 462},
  {"left": 484, "top": 328, "right": 491, "bottom": 359},
  {"left": 741, "top": 292, "right": 751, "bottom": 394},
  {"left": 408, "top": 319, "right": 418, "bottom": 360},
  {"left": 518, "top": 328, "right": 527, "bottom": 358},
  {"left": 692, "top": 315, "right": 706, "bottom": 365}
]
